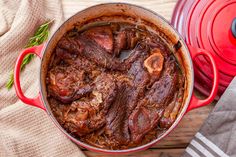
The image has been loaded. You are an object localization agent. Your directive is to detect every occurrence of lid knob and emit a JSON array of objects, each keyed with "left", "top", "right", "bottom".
[{"left": 231, "top": 18, "right": 236, "bottom": 39}]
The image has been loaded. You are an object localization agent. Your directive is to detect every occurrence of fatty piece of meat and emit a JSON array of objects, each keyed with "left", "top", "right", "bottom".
[
  {"left": 57, "top": 36, "right": 120, "bottom": 69},
  {"left": 63, "top": 73, "right": 117, "bottom": 136},
  {"left": 105, "top": 84, "right": 130, "bottom": 145},
  {"left": 57, "top": 36, "right": 147, "bottom": 71},
  {"left": 104, "top": 58, "right": 150, "bottom": 145},
  {"left": 128, "top": 59, "right": 179, "bottom": 143},
  {"left": 146, "top": 58, "right": 178, "bottom": 104},
  {"left": 129, "top": 104, "right": 164, "bottom": 143},
  {"left": 127, "top": 58, "right": 150, "bottom": 113},
  {"left": 55, "top": 46, "right": 98, "bottom": 70},
  {"left": 57, "top": 36, "right": 84, "bottom": 54},
  {"left": 128, "top": 58, "right": 150, "bottom": 89},
  {"left": 83, "top": 26, "right": 114, "bottom": 54},
  {"left": 47, "top": 65, "right": 93, "bottom": 103},
  {"left": 78, "top": 36, "right": 122, "bottom": 70},
  {"left": 104, "top": 58, "right": 151, "bottom": 145},
  {"left": 55, "top": 47, "right": 76, "bottom": 61}
]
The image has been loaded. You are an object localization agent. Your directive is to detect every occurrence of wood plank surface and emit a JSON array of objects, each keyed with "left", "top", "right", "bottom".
[
  {"left": 61, "top": 0, "right": 215, "bottom": 156},
  {"left": 84, "top": 148, "right": 185, "bottom": 157},
  {"left": 62, "top": 0, "right": 177, "bottom": 21}
]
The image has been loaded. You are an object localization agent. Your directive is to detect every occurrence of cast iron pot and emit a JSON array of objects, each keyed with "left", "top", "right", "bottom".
[{"left": 14, "top": 3, "right": 219, "bottom": 154}]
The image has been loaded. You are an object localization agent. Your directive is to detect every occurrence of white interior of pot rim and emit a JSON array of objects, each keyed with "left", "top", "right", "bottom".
[{"left": 40, "top": 3, "right": 194, "bottom": 152}]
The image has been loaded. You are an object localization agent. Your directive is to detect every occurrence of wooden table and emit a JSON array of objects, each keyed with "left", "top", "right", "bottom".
[{"left": 62, "top": 1, "right": 215, "bottom": 156}]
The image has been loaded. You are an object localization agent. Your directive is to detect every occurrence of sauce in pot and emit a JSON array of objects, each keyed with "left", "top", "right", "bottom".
[{"left": 46, "top": 22, "right": 185, "bottom": 150}]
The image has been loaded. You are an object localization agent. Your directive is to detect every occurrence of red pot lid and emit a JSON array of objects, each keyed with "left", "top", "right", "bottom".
[{"left": 171, "top": 0, "right": 236, "bottom": 99}]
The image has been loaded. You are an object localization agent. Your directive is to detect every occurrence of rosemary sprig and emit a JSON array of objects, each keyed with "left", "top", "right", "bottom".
[{"left": 6, "top": 20, "right": 54, "bottom": 90}]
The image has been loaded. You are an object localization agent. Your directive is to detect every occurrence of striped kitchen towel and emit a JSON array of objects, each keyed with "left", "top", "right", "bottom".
[{"left": 182, "top": 77, "right": 236, "bottom": 157}]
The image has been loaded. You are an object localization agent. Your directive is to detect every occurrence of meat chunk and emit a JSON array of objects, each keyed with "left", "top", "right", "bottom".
[
  {"left": 63, "top": 73, "right": 117, "bottom": 136},
  {"left": 129, "top": 103, "right": 164, "bottom": 143},
  {"left": 55, "top": 46, "right": 99, "bottom": 71},
  {"left": 47, "top": 66, "right": 93, "bottom": 103},
  {"left": 127, "top": 58, "right": 150, "bottom": 113},
  {"left": 55, "top": 47, "right": 76, "bottom": 61},
  {"left": 57, "top": 36, "right": 119, "bottom": 69},
  {"left": 83, "top": 26, "right": 113, "bottom": 53},
  {"left": 146, "top": 67, "right": 178, "bottom": 104},
  {"left": 129, "top": 58, "right": 179, "bottom": 143},
  {"left": 93, "top": 73, "right": 117, "bottom": 113},
  {"left": 63, "top": 100, "right": 104, "bottom": 135},
  {"left": 57, "top": 35, "right": 84, "bottom": 54},
  {"left": 48, "top": 52, "right": 102, "bottom": 103},
  {"left": 104, "top": 58, "right": 150, "bottom": 146},
  {"left": 105, "top": 84, "right": 130, "bottom": 145},
  {"left": 57, "top": 36, "right": 147, "bottom": 70},
  {"left": 160, "top": 73, "right": 184, "bottom": 129}
]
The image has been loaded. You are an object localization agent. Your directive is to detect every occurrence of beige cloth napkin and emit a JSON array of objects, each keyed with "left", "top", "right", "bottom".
[{"left": 0, "top": 0, "right": 86, "bottom": 156}]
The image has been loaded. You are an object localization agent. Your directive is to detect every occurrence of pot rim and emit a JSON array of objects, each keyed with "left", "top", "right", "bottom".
[{"left": 39, "top": 2, "right": 194, "bottom": 153}]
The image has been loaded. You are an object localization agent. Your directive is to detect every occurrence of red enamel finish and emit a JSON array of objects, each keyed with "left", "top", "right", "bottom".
[
  {"left": 172, "top": 0, "right": 236, "bottom": 98},
  {"left": 14, "top": 45, "right": 46, "bottom": 111},
  {"left": 187, "top": 45, "right": 219, "bottom": 112}
]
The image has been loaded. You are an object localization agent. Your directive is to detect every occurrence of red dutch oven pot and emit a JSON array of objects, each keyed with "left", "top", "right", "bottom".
[{"left": 13, "top": 3, "right": 219, "bottom": 154}]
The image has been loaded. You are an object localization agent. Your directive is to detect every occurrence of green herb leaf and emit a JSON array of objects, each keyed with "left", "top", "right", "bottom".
[{"left": 6, "top": 20, "right": 54, "bottom": 90}]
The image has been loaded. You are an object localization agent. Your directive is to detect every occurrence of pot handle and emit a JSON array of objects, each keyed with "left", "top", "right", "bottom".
[
  {"left": 186, "top": 45, "right": 219, "bottom": 112},
  {"left": 14, "top": 44, "right": 46, "bottom": 110}
]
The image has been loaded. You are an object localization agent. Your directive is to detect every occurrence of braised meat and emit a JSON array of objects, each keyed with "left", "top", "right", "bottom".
[
  {"left": 105, "top": 84, "right": 130, "bottom": 145},
  {"left": 47, "top": 65, "right": 93, "bottom": 103},
  {"left": 46, "top": 22, "right": 185, "bottom": 150},
  {"left": 127, "top": 58, "right": 150, "bottom": 113},
  {"left": 83, "top": 26, "right": 114, "bottom": 54},
  {"left": 55, "top": 73, "right": 117, "bottom": 136},
  {"left": 128, "top": 59, "right": 179, "bottom": 143}
]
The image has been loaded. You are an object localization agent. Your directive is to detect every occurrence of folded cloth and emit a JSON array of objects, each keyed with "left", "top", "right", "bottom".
[
  {"left": 182, "top": 77, "right": 236, "bottom": 157},
  {"left": 0, "top": 0, "right": 86, "bottom": 156}
]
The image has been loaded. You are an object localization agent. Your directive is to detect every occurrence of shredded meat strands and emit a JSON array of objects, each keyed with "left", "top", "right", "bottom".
[{"left": 46, "top": 22, "right": 185, "bottom": 150}]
